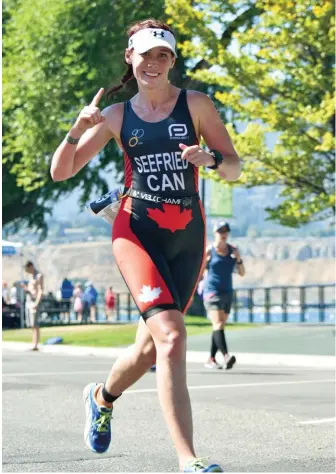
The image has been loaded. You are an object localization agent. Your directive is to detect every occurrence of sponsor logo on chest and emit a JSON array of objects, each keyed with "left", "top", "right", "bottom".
[
  {"left": 128, "top": 129, "right": 145, "bottom": 147},
  {"left": 168, "top": 123, "right": 189, "bottom": 140}
]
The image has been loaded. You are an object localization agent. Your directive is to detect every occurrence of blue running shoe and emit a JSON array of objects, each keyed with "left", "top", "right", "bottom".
[
  {"left": 83, "top": 382, "right": 113, "bottom": 453},
  {"left": 183, "top": 457, "right": 224, "bottom": 472}
]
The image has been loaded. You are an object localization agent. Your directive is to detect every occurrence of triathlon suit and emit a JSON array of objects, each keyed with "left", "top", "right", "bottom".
[
  {"left": 112, "top": 89, "right": 206, "bottom": 320},
  {"left": 203, "top": 245, "right": 236, "bottom": 313}
]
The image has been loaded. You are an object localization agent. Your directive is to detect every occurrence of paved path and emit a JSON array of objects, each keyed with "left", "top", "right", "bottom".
[
  {"left": 187, "top": 324, "right": 335, "bottom": 355},
  {"left": 2, "top": 349, "right": 335, "bottom": 472}
]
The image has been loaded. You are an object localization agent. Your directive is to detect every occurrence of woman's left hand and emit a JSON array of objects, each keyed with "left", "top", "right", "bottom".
[
  {"left": 179, "top": 143, "right": 215, "bottom": 168},
  {"left": 232, "top": 247, "right": 241, "bottom": 260}
]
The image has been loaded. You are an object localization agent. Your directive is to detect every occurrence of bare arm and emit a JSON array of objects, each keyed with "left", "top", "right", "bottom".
[
  {"left": 186, "top": 91, "right": 241, "bottom": 181},
  {"left": 236, "top": 261, "right": 245, "bottom": 277},
  {"left": 231, "top": 246, "right": 246, "bottom": 277},
  {"left": 34, "top": 274, "right": 44, "bottom": 306},
  {"left": 50, "top": 89, "right": 118, "bottom": 181},
  {"left": 198, "top": 93, "right": 241, "bottom": 181}
]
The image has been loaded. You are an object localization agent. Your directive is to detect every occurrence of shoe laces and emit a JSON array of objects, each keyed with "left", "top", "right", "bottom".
[
  {"left": 185, "top": 457, "right": 209, "bottom": 471},
  {"left": 93, "top": 409, "right": 112, "bottom": 433}
]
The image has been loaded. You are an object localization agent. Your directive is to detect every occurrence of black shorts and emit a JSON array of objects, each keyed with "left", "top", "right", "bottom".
[
  {"left": 112, "top": 195, "right": 205, "bottom": 320},
  {"left": 203, "top": 291, "right": 233, "bottom": 313},
  {"left": 61, "top": 299, "right": 71, "bottom": 311}
]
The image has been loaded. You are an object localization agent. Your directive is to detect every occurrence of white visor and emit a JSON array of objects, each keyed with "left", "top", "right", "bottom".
[{"left": 128, "top": 28, "right": 177, "bottom": 57}]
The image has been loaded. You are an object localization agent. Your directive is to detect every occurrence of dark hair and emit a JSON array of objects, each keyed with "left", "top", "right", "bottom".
[
  {"left": 24, "top": 261, "right": 34, "bottom": 269},
  {"left": 106, "top": 18, "right": 175, "bottom": 100}
]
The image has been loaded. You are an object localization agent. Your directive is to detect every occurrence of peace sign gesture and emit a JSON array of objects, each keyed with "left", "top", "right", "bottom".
[{"left": 73, "top": 88, "right": 105, "bottom": 133}]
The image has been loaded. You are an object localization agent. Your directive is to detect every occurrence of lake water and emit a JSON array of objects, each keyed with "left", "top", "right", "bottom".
[{"left": 67, "top": 306, "right": 335, "bottom": 324}]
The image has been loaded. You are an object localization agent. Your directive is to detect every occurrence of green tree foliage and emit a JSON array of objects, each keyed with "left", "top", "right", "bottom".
[
  {"left": 4, "top": 0, "right": 334, "bottom": 234},
  {"left": 166, "top": 0, "right": 335, "bottom": 226},
  {"left": 3, "top": 0, "right": 167, "bottom": 235}
]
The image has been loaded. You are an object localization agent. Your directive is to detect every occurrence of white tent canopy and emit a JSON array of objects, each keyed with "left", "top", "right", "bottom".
[
  {"left": 2, "top": 239, "right": 23, "bottom": 247},
  {"left": 2, "top": 240, "right": 23, "bottom": 255}
]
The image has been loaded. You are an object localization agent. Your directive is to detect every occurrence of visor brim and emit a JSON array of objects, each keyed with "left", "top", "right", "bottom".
[{"left": 133, "top": 40, "right": 177, "bottom": 57}]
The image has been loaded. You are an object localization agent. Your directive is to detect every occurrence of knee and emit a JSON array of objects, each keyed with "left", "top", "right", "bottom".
[
  {"left": 213, "top": 322, "right": 224, "bottom": 331},
  {"left": 157, "top": 327, "right": 187, "bottom": 359}
]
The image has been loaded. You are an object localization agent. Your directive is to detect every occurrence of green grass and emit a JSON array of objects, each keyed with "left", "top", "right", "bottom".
[{"left": 2, "top": 316, "right": 260, "bottom": 347}]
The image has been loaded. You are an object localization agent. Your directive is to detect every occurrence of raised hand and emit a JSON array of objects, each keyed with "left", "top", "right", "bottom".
[
  {"left": 232, "top": 247, "right": 241, "bottom": 260},
  {"left": 179, "top": 143, "right": 215, "bottom": 168},
  {"left": 73, "top": 88, "right": 105, "bottom": 133}
]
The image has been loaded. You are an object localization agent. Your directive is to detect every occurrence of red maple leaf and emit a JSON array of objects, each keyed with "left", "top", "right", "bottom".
[{"left": 147, "top": 204, "right": 193, "bottom": 232}]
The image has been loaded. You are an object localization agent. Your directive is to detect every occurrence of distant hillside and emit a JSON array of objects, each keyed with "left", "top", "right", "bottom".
[
  {"left": 2, "top": 238, "right": 334, "bottom": 294},
  {"left": 50, "top": 184, "right": 333, "bottom": 238}
]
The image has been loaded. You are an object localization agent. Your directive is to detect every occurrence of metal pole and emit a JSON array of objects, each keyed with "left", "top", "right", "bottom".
[
  {"left": 127, "top": 293, "right": 131, "bottom": 321},
  {"left": 300, "top": 286, "right": 306, "bottom": 322},
  {"left": 233, "top": 290, "right": 238, "bottom": 322},
  {"left": 319, "top": 286, "right": 325, "bottom": 322},
  {"left": 20, "top": 249, "right": 25, "bottom": 328},
  {"left": 248, "top": 289, "right": 253, "bottom": 323},
  {"left": 201, "top": 177, "right": 206, "bottom": 206},
  {"left": 282, "top": 287, "right": 288, "bottom": 323},
  {"left": 116, "top": 293, "right": 120, "bottom": 321},
  {"left": 265, "top": 288, "right": 270, "bottom": 324}
]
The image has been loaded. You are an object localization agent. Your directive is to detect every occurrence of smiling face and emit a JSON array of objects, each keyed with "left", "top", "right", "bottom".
[{"left": 126, "top": 46, "right": 175, "bottom": 89}]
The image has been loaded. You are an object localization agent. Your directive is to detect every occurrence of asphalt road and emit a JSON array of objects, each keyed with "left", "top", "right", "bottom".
[
  {"left": 2, "top": 350, "right": 335, "bottom": 472},
  {"left": 187, "top": 324, "right": 336, "bottom": 355}
]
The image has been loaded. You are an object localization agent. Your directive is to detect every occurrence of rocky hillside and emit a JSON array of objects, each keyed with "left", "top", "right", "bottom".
[
  {"left": 233, "top": 237, "right": 335, "bottom": 260},
  {"left": 2, "top": 238, "right": 335, "bottom": 293}
]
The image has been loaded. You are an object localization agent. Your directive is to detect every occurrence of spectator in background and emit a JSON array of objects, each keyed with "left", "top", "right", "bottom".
[
  {"left": 23, "top": 261, "right": 44, "bottom": 351},
  {"left": 60, "top": 277, "right": 74, "bottom": 323},
  {"left": 2, "top": 281, "right": 9, "bottom": 304},
  {"left": 73, "top": 283, "right": 84, "bottom": 323},
  {"left": 202, "top": 222, "right": 245, "bottom": 370},
  {"left": 83, "top": 281, "right": 98, "bottom": 323},
  {"left": 104, "top": 286, "right": 116, "bottom": 322}
]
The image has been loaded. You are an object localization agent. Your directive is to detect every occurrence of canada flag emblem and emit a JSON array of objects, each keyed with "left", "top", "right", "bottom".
[
  {"left": 138, "top": 285, "right": 162, "bottom": 303},
  {"left": 147, "top": 204, "right": 193, "bottom": 232}
]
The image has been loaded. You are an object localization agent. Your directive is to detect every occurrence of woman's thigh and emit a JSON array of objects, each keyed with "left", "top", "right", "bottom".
[
  {"left": 113, "top": 199, "right": 181, "bottom": 320},
  {"left": 207, "top": 308, "right": 227, "bottom": 326},
  {"left": 134, "top": 317, "right": 156, "bottom": 361}
]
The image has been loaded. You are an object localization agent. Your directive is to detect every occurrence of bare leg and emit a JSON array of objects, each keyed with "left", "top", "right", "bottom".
[
  {"left": 96, "top": 318, "right": 156, "bottom": 406},
  {"left": 209, "top": 309, "right": 226, "bottom": 332},
  {"left": 90, "top": 305, "right": 94, "bottom": 322},
  {"left": 32, "top": 326, "right": 39, "bottom": 349},
  {"left": 95, "top": 309, "right": 198, "bottom": 470},
  {"left": 108, "top": 309, "right": 116, "bottom": 322},
  {"left": 146, "top": 310, "right": 196, "bottom": 470}
]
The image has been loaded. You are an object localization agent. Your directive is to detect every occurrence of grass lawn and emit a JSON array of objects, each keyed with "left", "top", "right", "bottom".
[{"left": 2, "top": 316, "right": 260, "bottom": 347}]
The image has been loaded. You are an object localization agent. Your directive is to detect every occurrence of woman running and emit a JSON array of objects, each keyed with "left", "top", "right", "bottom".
[
  {"left": 51, "top": 18, "right": 241, "bottom": 472},
  {"left": 203, "top": 222, "right": 245, "bottom": 370}
]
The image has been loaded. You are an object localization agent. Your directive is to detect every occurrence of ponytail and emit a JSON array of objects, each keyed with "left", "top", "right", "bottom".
[{"left": 105, "top": 64, "right": 134, "bottom": 100}]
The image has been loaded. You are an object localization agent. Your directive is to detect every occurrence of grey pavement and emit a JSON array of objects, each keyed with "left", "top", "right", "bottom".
[
  {"left": 2, "top": 349, "right": 335, "bottom": 472},
  {"left": 186, "top": 324, "right": 336, "bottom": 356}
]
